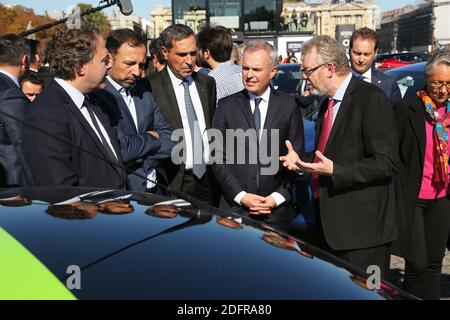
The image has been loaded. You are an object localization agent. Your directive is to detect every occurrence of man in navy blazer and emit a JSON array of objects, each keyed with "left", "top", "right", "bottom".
[
  {"left": 92, "top": 29, "right": 173, "bottom": 193},
  {"left": 349, "top": 27, "right": 402, "bottom": 106},
  {"left": 0, "top": 34, "right": 32, "bottom": 186},
  {"left": 212, "top": 40, "right": 304, "bottom": 232}
]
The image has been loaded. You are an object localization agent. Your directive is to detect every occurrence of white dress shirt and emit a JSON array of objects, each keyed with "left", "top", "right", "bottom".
[
  {"left": 352, "top": 68, "right": 371, "bottom": 83},
  {"left": 107, "top": 76, "right": 157, "bottom": 189},
  {"left": 54, "top": 78, "right": 118, "bottom": 159},
  {"left": 167, "top": 67, "right": 210, "bottom": 170},
  {"left": 233, "top": 86, "right": 286, "bottom": 207}
]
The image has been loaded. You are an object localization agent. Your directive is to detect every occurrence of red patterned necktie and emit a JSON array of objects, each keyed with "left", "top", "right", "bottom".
[{"left": 311, "top": 98, "right": 335, "bottom": 199}]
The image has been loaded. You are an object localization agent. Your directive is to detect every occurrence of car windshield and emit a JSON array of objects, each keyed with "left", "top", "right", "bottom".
[
  {"left": 385, "top": 69, "right": 425, "bottom": 99},
  {"left": 272, "top": 64, "right": 301, "bottom": 94}
]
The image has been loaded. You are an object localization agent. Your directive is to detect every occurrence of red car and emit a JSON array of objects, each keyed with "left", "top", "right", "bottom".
[{"left": 374, "top": 52, "right": 430, "bottom": 70}]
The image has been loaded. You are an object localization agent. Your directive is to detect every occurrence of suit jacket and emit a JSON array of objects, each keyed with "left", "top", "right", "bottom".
[
  {"left": 22, "top": 79, "right": 128, "bottom": 189},
  {"left": 393, "top": 94, "right": 431, "bottom": 259},
  {"left": 90, "top": 78, "right": 174, "bottom": 192},
  {"left": 212, "top": 89, "right": 304, "bottom": 223},
  {"left": 316, "top": 76, "right": 399, "bottom": 251},
  {"left": 0, "top": 72, "right": 32, "bottom": 186},
  {"left": 371, "top": 68, "right": 402, "bottom": 106},
  {"left": 148, "top": 67, "right": 217, "bottom": 192}
]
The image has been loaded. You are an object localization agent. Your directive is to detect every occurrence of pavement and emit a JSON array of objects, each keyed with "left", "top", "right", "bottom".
[{"left": 389, "top": 249, "right": 450, "bottom": 300}]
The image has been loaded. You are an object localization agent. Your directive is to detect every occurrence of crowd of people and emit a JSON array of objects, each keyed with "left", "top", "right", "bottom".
[{"left": 0, "top": 23, "right": 449, "bottom": 299}]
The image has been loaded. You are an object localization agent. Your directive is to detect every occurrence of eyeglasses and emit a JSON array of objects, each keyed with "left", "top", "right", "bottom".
[
  {"left": 300, "top": 62, "right": 329, "bottom": 79},
  {"left": 429, "top": 80, "right": 450, "bottom": 90}
]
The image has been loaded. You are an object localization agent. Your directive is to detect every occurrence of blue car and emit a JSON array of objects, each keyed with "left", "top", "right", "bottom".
[{"left": 384, "top": 62, "right": 426, "bottom": 100}]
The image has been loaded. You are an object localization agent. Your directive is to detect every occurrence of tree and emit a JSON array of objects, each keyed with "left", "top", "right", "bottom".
[
  {"left": 75, "top": 3, "right": 112, "bottom": 37},
  {"left": 0, "top": 4, "right": 55, "bottom": 39}
]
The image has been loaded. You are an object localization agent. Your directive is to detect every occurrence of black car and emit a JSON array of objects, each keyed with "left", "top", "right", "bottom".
[
  {"left": 272, "top": 63, "right": 301, "bottom": 95},
  {"left": 0, "top": 186, "right": 415, "bottom": 300}
]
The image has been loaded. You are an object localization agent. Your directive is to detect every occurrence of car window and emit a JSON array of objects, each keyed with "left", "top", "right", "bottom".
[
  {"left": 273, "top": 65, "right": 301, "bottom": 94},
  {"left": 386, "top": 70, "right": 425, "bottom": 99}
]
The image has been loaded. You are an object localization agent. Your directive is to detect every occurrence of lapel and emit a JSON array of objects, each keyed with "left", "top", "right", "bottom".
[
  {"left": 105, "top": 79, "right": 137, "bottom": 134},
  {"left": 263, "top": 89, "right": 279, "bottom": 130},
  {"left": 237, "top": 90, "right": 255, "bottom": 129},
  {"left": 52, "top": 81, "right": 123, "bottom": 178},
  {"left": 325, "top": 76, "right": 357, "bottom": 152},
  {"left": 409, "top": 95, "right": 426, "bottom": 167},
  {"left": 371, "top": 68, "right": 382, "bottom": 86},
  {"left": 159, "top": 68, "right": 184, "bottom": 129},
  {"left": 132, "top": 92, "right": 145, "bottom": 133},
  {"left": 192, "top": 72, "right": 211, "bottom": 128}
]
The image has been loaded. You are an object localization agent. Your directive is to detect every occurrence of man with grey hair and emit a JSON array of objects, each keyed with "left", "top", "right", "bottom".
[
  {"left": 281, "top": 35, "right": 399, "bottom": 276},
  {"left": 212, "top": 40, "right": 304, "bottom": 232},
  {"left": 148, "top": 24, "right": 217, "bottom": 204}
]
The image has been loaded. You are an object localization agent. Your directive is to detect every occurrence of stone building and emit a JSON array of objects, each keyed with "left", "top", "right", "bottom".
[{"left": 379, "top": 0, "right": 450, "bottom": 53}]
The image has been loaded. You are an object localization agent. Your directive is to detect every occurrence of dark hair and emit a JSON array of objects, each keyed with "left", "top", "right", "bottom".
[
  {"left": 0, "top": 34, "right": 27, "bottom": 66},
  {"left": 46, "top": 205, "right": 96, "bottom": 220},
  {"left": 197, "top": 26, "right": 233, "bottom": 63},
  {"left": 25, "top": 39, "right": 40, "bottom": 64},
  {"left": 19, "top": 70, "right": 44, "bottom": 88},
  {"left": 106, "top": 28, "right": 146, "bottom": 55},
  {"left": 160, "top": 24, "right": 195, "bottom": 50},
  {"left": 149, "top": 37, "right": 165, "bottom": 64},
  {"left": 46, "top": 24, "right": 101, "bottom": 81},
  {"left": 350, "top": 27, "right": 379, "bottom": 51}
]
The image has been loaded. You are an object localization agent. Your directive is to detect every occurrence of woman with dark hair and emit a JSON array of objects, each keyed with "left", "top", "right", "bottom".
[{"left": 395, "top": 51, "right": 450, "bottom": 299}]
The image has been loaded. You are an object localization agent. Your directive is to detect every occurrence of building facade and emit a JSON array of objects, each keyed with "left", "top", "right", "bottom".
[
  {"left": 379, "top": 0, "right": 450, "bottom": 53},
  {"left": 150, "top": 0, "right": 378, "bottom": 57},
  {"left": 107, "top": 10, "right": 152, "bottom": 36}
]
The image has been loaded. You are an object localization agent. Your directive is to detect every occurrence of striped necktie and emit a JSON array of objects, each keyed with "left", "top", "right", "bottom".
[{"left": 182, "top": 80, "right": 206, "bottom": 179}]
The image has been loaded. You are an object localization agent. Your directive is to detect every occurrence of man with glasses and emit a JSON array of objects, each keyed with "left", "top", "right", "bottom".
[{"left": 281, "top": 36, "right": 399, "bottom": 278}]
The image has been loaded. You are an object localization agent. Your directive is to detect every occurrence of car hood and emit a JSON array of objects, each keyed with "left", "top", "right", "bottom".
[{"left": 0, "top": 187, "right": 415, "bottom": 300}]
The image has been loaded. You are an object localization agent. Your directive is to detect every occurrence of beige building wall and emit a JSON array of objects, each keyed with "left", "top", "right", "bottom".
[
  {"left": 283, "top": 1, "right": 378, "bottom": 37},
  {"left": 150, "top": 5, "right": 173, "bottom": 38},
  {"left": 149, "top": 1, "right": 379, "bottom": 38}
]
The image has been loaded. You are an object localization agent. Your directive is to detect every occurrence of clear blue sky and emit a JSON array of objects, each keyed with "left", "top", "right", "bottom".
[{"left": 1, "top": 0, "right": 420, "bottom": 18}]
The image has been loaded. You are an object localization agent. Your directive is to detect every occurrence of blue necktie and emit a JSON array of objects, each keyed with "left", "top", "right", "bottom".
[
  {"left": 182, "top": 81, "right": 206, "bottom": 179},
  {"left": 253, "top": 97, "right": 262, "bottom": 140},
  {"left": 253, "top": 97, "right": 262, "bottom": 188}
]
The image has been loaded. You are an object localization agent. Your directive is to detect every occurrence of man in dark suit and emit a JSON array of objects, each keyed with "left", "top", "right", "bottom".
[
  {"left": 0, "top": 34, "right": 32, "bottom": 187},
  {"left": 349, "top": 27, "right": 402, "bottom": 106},
  {"left": 148, "top": 24, "right": 217, "bottom": 204},
  {"left": 91, "top": 29, "right": 173, "bottom": 193},
  {"left": 281, "top": 36, "right": 399, "bottom": 277},
  {"left": 22, "top": 25, "right": 128, "bottom": 189},
  {"left": 212, "top": 40, "right": 304, "bottom": 232}
]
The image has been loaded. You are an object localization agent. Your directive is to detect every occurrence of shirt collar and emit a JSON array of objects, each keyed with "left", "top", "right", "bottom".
[
  {"left": 332, "top": 73, "right": 353, "bottom": 102},
  {"left": 54, "top": 77, "right": 85, "bottom": 110},
  {"left": 107, "top": 75, "right": 131, "bottom": 95},
  {"left": 167, "top": 65, "right": 194, "bottom": 86},
  {"left": 351, "top": 68, "right": 371, "bottom": 81},
  {"left": 249, "top": 86, "right": 271, "bottom": 102},
  {"left": 0, "top": 70, "right": 20, "bottom": 88}
]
